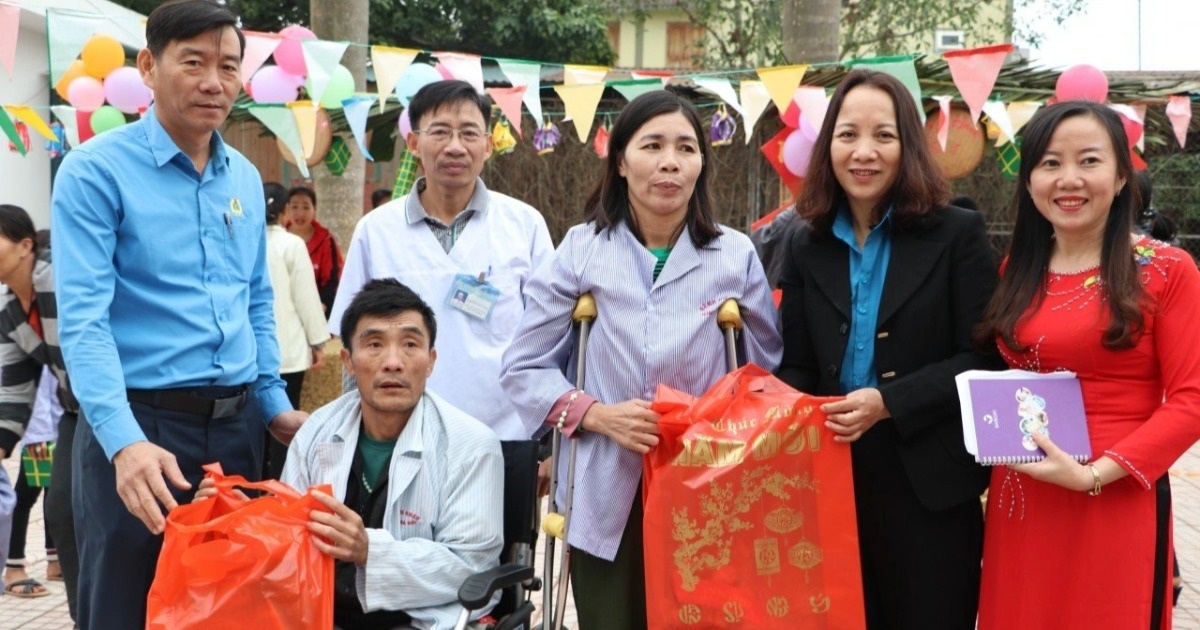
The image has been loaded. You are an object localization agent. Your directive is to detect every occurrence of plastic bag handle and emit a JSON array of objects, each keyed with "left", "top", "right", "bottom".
[{"left": 201, "top": 462, "right": 300, "bottom": 500}]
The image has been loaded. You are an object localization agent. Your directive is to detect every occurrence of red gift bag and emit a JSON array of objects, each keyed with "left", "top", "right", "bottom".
[
  {"left": 643, "top": 365, "right": 866, "bottom": 629},
  {"left": 146, "top": 464, "right": 335, "bottom": 630}
]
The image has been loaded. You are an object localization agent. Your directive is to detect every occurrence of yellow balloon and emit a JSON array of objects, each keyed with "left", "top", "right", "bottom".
[
  {"left": 55, "top": 60, "right": 88, "bottom": 101},
  {"left": 81, "top": 35, "right": 125, "bottom": 79}
]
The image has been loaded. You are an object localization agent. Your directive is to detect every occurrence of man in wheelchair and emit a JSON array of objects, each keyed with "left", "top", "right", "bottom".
[{"left": 266, "top": 278, "right": 505, "bottom": 629}]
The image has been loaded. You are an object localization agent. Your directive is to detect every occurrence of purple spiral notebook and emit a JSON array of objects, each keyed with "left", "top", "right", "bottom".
[{"left": 955, "top": 369, "right": 1092, "bottom": 465}]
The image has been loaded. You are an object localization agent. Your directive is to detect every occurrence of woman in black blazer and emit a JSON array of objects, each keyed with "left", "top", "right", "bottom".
[{"left": 777, "top": 69, "right": 997, "bottom": 629}]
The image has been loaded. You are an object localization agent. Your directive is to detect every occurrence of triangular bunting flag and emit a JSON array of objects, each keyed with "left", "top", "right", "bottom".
[
  {"left": 436, "top": 51, "right": 484, "bottom": 92},
  {"left": 554, "top": 84, "right": 605, "bottom": 143},
  {"left": 1167, "top": 95, "right": 1191, "bottom": 148},
  {"left": 563, "top": 64, "right": 609, "bottom": 86},
  {"left": 371, "top": 46, "right": 418, "bottom": 112},
  {"left": 740, "top": 80, "right": 771, "bottom": 145},
  {"left": 692, "top": 77, "right": 743, "bottom": 117},
  {"left": 0, "top": 107, "right": 25, "bottom": 156},
  {"left": 486, "top": 86, "right": 527, "bottom": 138},
  {"left": 1134, "top": 104, "right": 1147, "bottom": 152},
  {"left": 341, "top": 96, "right": 374, "bottom": 161},
  {"left": 757, "top": 65, "right": 809, "bottom": 115},
  {"left": 1004, "top": 101, "right": 1042, "bottom": 145},
  {"left": 240, "top": 31, "right": 282, "bottom": 86},
  {"left": 933, "top": 95, "right": 953, "bottom": 151},
  {"left": 792, "top": 86, "right": 829, "bottom": 135},
  {"left": 943, "top": 43, "right": 1013, "bottom": 123},
  {"left": 50, "top": 105, "right": 81, "bottom": 148},
  {"left": 845, "top": 55, "right": 924, "bottom": 122},
  {"left": 4, "top": 106, "right": 56, "bottom": 141},
  {"left": 497, "top": 59, "right": 543, "bottom": 126},
  {"left": 76, "top": 110, "right": 93, "bottom": 144},
  {"left": 249, "top": 105, "right": 309, "bottom": 178},
  {"left": 631, "top": 70, "right": 673, "bottom": 87},
  {"left": 0, "top": 4, "right": 19, "bottom": 80},
  {"left": 301, "top": 40, "right": 349, "bottom": 107},
  {"left": 1109, "top": 103, "right": 1144, "bottom": 150},
  {"left": 982, "top": 101, "right": 1015, "bottom": 146},
  {"left": 288, "top": 101, "right": 319, "bottom": 159},
  {"left": 610, "top": 79, "right": 661, "bottom": 103}
]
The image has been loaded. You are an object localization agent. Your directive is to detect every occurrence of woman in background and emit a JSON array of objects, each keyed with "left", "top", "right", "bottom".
[
  {"left": 286, "top": 185, "right": 342, "bottom": 316},
  {"left": 264, "top": 183, "right": 328, "bottom": 479}
]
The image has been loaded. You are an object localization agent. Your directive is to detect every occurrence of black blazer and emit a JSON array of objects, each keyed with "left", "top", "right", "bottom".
[{"left": 777, "top": 206, "right": 998, "bottom": 511}]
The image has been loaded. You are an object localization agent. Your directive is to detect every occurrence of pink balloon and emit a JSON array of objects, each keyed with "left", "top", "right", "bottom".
[
  {"left": 67, "top": 76, "right": 106, "bottom": 112},
  {"left": 103, "top": 67, "right": 152, "bottom": 114},
  {"left": 782, "top": 119, "right": 819, "bottom": 177},
  {"left": 250, "top": 65, "right": 302, "bottom": 104},
  {"left": 398, "top": 108, "right": 413, "bottom": 138},
  {"left": 1056, "top": 64, "right": 1108, "bottom": 103},
  {"left": 273, "top": 25, "right": 317, "bottom": 76}
]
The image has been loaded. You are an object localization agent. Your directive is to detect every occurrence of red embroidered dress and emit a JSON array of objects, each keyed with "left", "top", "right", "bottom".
[{"left": 979, "top": 237, "right": 1200, "bottom": 629}]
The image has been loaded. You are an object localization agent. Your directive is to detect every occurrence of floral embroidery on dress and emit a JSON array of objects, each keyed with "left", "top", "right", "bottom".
[{"left": 1045, "top": 237, "right": 1185, "bottom": 312}]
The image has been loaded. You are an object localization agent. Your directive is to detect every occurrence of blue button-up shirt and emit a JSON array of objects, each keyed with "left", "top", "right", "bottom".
[
  {"left": 831, "top": 206, "right": 893, "bottom": 394},
  {"left": 52, "top": 106, "right": 290, "bottom": 460}
]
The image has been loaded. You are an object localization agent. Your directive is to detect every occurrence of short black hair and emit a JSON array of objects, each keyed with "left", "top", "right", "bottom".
[
  {"left": 145, "top": 0, "right": 245, "bottom": 60},
  {"left": 0, "top": 204, "right": 37, "bottom": 252},
  {"left": 263, "top": 182, "right": 288, "bottom": 224},
  {"left": 340, "top": 278, "right": 437, "bottom": 352},
  {"left": 288, "top": 185, "right": 317, "bottom": 209},
  {"left": 407, "top": 80, "right": 491, "bottom": 131},
  {"left": 371, "top": 189, "right": 393, "bottom": 208}
]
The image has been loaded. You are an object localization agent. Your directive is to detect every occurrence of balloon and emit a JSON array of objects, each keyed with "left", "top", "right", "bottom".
[
  {"left": 781, "top": 119, "right": 819, "bottom": 177},
  {"left": 55, "top": 60, "right": 88, "bottom": 101},
  {"left": 90, "top": 106, "right": 127, "bottom": 134},
  {"left": 67, "top": 76, "right": 106, "bottom": 111},
  {"left": 398, "top": 108, "right": 413, "bottom": 139},
  {"left": 306, "top": 64, "right": 355, "bottom": 109},
  {"left": 394, "top": 63, "right": 442, "bottom": 108},
  {"left": 250, "top": 66, "right": 302, "bottom": 104},
  {"left": 1055, "top": 65, "right": 1108, "bottom": 103},
  {"left": 81, "top": 35, "right": 125, "bottom": 79},
  {"left": 104, "top": 67, "right": 153, "bottom": 114},
  {"left": 274, "top": 25, "right": 317, "bottom": 76}
]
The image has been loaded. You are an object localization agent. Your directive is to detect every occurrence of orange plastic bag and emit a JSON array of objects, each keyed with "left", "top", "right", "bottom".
[
  {"left": 146, "top": 463, "right": 335, "bottom": 630},
  {"left": 643, "top": 364, "right": 866, "bottom": 629}
]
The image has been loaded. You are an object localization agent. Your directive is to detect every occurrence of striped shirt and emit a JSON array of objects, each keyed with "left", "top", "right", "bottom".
[
  {"left": 0, "top": 249, "right": 76, "bottom": 456},
  {"left": 406, "top": 178, "right": 482, "bottom": 253},
  {"left": 500, "top": 221, "right": 782, "bottom": 560},
  {"left": 282, "top": 389, "right": 503, "bottom": 628}
]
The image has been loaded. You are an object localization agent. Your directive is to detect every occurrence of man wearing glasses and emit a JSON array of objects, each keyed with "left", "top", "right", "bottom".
[{"left": 330, "top": 80, "right": 553, "bottom": 444}]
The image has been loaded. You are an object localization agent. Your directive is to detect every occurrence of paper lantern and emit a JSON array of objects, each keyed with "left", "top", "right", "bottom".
[
  {"left": 90, "top": 106, "right": 127, "bottom": 134},
  {"left": 923, "top": 105, "right": 984, "bottom": 180},
  {"left": 274, "top": 25, "right": 317, "bottom": 77},
  {"left": 1056, "top": 65, "right": 1108, "bottom": 103},
  {"left": 394, "top": 63, "right": 442, "bottom": 108},
  {"left": 277, "top": 108, "right": 333, "bottom": 167},
  {"left": 250, "top": 66, "right": 302, "bottom": 104},
  {"left": 67, "top": 77, "right": 106, "bottom": 112},
  {"left": 55, "top": 60, "right": 88, "bottom": 101},
  {"left": 306, "top": 64, "right": 355, "bottom": 109},
  {"left": 104, "top": 67, "right": 153, "bottom": 114},
  {"left": 81, "top": 35, "right": 125, "bottom": 79}
]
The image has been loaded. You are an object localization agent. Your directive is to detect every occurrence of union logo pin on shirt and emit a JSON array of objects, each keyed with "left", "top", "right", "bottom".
[{"left": 230, "top": 197, "right": 244, "bottom": 217}]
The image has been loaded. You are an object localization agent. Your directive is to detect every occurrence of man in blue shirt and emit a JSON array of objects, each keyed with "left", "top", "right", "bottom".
[{"left": 50, "top": 1, "right": 307, "bottom": 627}]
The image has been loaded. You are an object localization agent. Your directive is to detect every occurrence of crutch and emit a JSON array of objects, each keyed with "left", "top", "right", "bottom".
[
  {"left": 540, "top": 293, "right": 596, "bottom": 630},
  {"left": 718, "top": 299, "right": 743, "bottom": 372}
]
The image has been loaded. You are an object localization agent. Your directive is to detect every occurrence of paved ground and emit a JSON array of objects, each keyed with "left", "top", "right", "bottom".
[{"left": 4, "top": 445, "right": 1200, "bottom": 629}]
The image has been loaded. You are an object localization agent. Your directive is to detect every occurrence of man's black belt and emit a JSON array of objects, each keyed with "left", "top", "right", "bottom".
[{"left": 127, "top": 386, "right": 249, "bottom": 420}]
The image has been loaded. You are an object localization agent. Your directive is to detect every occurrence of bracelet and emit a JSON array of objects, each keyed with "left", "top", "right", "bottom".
[
  {"left": 1087, "top": 464, "right": 1102, "bottom": 496},
  {"left": 556, "top": 390, "right": 580, "bottom": 431}
]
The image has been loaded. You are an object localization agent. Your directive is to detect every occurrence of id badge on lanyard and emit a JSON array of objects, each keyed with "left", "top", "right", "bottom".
[{"left": 445, "top": 268, "right": 500, "bottom": 321}]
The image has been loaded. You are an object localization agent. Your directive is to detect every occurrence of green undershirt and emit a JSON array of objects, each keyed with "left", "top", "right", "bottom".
[
  {"left": 358, "top": 431, "right": 397, "bottom": 492},
  {"left": 649, "top": 247, "right": 671, "bottom": 281}
]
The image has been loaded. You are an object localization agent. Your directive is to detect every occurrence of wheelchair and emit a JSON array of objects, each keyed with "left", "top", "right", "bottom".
[{"left": 453, "top": 439, "right": 544, "bottom": 630}]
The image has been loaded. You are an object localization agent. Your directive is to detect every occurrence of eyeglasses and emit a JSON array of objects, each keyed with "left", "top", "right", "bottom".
[{"left": 414, "top": 127, "right": 490, "bottom": 145}]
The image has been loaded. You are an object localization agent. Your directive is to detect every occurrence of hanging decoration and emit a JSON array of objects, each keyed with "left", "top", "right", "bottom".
[
  {"left": 593, "top": 120, "right": 610, "bottom": 158},
  {"left": 533, "top": 117, "right": 561, "bottom": 155},
  {"left": 997, "top": 141, "right": 1021, "bottom": 179},
  {"left": 323, "top": 136, "right": 351, "bottom": 176},
  {"left": 1167, "top": 95, "right": 1191, "bottom": 149},
  {"left": 6, "top": 121, "right": 29, "bottom": 154},
  {"left": 491, "top": 119, "right": 518, "bottom": 155},
  {"left": 45, "top": 122, "right": 67, "bottom": 159},
  {"left": 710, "top": 104, "right": 736, "bottom": 147}
]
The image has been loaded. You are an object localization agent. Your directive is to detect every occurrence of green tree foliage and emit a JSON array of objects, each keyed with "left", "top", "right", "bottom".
[{"left": 111, "top": 0, "right": 613, "bottom": 64}]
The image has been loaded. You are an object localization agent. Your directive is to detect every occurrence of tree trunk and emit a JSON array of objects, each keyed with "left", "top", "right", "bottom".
[
  {"left": 781, "top": 0, "right": 840, "bottom": 64},
  {"left": 309, "top": 0, "right": 367, "bottom": 250}
]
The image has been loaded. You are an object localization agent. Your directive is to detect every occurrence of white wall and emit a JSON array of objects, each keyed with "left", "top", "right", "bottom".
[{"left": 0, "top": 10, "right": 52, "bottom": 229}]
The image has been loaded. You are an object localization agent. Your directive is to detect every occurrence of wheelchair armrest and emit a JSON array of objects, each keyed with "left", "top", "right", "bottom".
[{"left": 457, "top": 562, "right": 535, "bottom": 610}]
